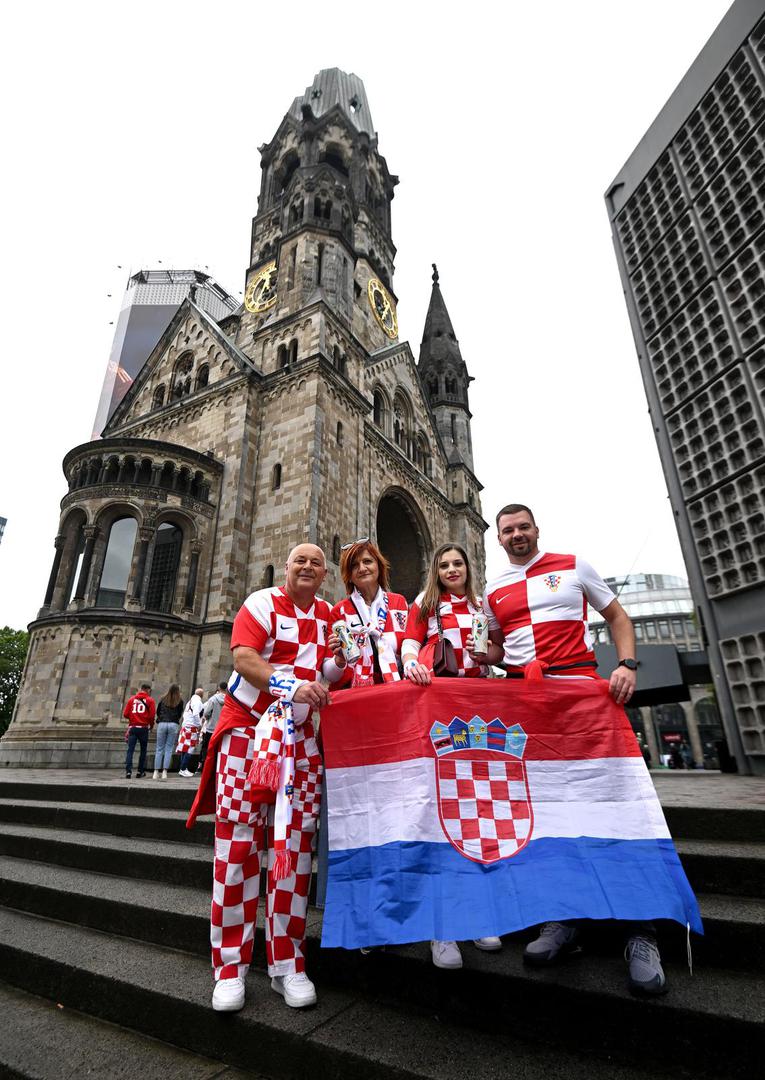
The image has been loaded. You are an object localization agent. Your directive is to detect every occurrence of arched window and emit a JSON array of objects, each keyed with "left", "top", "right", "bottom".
[
  {"left": 272, "top": 463, "right": 282, "bottom": 491},
  {"left": 152, "top": 385, "right": 165, "bottom": 409},
  {"left": 263, "top": 564, "right": 275, "bottom": 588},
  {"left": 65, "top": 520, "right": 86, "bottom": 605},
  {"left": 317, "top": 242, "right": 325, "bottom": 285},
  {"left": 172, "top": 353, "right": 193, "bottom": 399},
  {"left": 277, "top": 151, "right": 299, "bottom": 194},
  {"left": 96, "top": 516, "right": 137, "bottom": 608},
  {"left": 320, "top": 148, "right": 349, "bottom": 178},
  {"left": 373, "top": 389, "right": 385, "bottom": 427},
  {"left": 289, "top": 339, "right": 298, "bottom": 365},
  {"left": 195, "top": 364, "right": 209, "bottom": 391},
  {"left": 145, "top": 522, "right": 183, "bottom": 613},
  {"left": 393, "top": 391, "right": 413, "bottom": 457},
  {"left": 332, "top": 535, "right": 341, "bottom": 563},
  {"left": 277, "top": 344, "right": 288, "bottom": 368},
  {"left": 336, "top": 421, "right": 344, "bottom": 447},
  {"left": 427, "top": 376, "right": 438, "bottom": 397}
]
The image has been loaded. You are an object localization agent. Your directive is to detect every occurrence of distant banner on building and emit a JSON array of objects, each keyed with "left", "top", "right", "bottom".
[{"left": 320, "top": 680, "right": 702, "bottom": 949}]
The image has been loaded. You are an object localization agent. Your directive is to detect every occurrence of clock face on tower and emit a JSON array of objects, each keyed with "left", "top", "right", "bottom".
[
  {"left": 244, "top": 261, "right": 278, "bottom": 313},
  {"left": 367, "top": 278, "right": 398, "bottom": 339}
]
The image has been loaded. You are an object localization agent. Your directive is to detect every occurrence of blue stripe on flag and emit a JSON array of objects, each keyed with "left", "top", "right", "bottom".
[{"left": 321, "top": 836, "right": 703, "bottom": 949}]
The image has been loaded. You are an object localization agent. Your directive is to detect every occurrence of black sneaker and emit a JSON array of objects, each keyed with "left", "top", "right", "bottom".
[
  {"left": 625, "top": 936, "right": 667, "bottom": 996},
  {"left": 523, "top": 922, "right": 580, "bottom": 965},
  {"left": 136, "top": 771, "right": 146, "bottom": 778},
  {"left": 125, "top": 772, "right": 132, "bottom": 779}
]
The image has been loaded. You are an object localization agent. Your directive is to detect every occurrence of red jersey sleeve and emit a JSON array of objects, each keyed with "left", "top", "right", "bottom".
[
  {"left": 231, "top": 591, "right": 272, "bottom": 652},
  {"left": 123, "top": 697, "right": 134, "bottom": 720},
  {"left": 404, "top": 597, "right": 428, "bottom": 644}
]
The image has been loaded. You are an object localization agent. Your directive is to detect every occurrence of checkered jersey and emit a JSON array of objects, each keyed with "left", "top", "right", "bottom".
[
  {"left": 227, "top": 587, "right": 332, "bottom": 720},
  {"left": 483, "top": 552, "right": 614, "bottom": 673},
  {"left": 329, "top": 592, "right": 408, "bottom": 685},
  {"left": 404, "top": 592, "right": 485, "bottom": 678}
]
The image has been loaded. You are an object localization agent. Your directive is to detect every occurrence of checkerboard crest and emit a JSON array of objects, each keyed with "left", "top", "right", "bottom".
[{"left": 429, "top": 715, "right": 532, "bottom": 864}]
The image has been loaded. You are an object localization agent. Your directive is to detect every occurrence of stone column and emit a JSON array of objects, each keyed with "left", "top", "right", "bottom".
[
  {"left": 683, "top": 699, "right": 706, "bottom": 768},
  {"left": 72, "top": 526, "right": 99, "bottom": 602},
  {"left": 130, "top": 528, "right": 153, "bottom": 604},
  {"left": 641, "top": 706, "right": 662, "bottom": 769},
  {"left": 183, "top": 545, "right": 201, "bottom": 612},
  {"left": 43, "top": 535, "right": 65, "bottom": 608}
]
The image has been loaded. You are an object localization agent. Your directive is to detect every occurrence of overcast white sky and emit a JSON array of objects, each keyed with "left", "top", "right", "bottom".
[{"left": 0, "top": 0, "right": 732, "bottom": 628}]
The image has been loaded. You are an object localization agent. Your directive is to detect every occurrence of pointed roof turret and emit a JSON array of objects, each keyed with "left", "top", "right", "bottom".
[
  {"left": 418, "top": 264, "right": 472, "bottom": 411},
  {"left": 289, "top": 68, "right": 374, "bottom": 136}
]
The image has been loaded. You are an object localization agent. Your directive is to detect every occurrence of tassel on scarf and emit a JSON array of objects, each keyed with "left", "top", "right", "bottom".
[{"left": 246, "top": 701, "right": 297, "bottom": 881}]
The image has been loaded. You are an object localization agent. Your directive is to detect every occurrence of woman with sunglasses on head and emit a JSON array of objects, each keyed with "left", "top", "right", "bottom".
[
  {"left": 328, "top": 539, "right": 409, "bottom": 687},
  {"left": 402, "top": 542, "right": 501, "bottom": 968}
]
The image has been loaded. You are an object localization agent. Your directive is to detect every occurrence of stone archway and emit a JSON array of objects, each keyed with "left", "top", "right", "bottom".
[{"left": 376, "top": 487, "right": 431, "bottom": 601}]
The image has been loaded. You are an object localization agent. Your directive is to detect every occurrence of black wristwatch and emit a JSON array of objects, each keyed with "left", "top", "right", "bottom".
[{"left": 617, "top": 658, "right": 638, "bottom": 671}]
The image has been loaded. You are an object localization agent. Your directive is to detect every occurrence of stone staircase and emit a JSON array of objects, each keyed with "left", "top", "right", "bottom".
[{"left": 0, "top": 776, "right": 762, "bottom": 1080}]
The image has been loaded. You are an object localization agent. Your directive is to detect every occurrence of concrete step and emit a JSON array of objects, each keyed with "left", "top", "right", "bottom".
[
  {"left": 0, "top": 777, "right": 197, "bottom": 812},
  {"left": 2, "top": 778, "right": 764, "bottom": 843},
  {"left": 3, "top": 794, "right": 763, "bottom": 903},
  {"left": 0, "top": 854, "right": 762, "bottom": 974},
  {"left": 0, "top": 821, "right": 213, "bottom": 889},
  {"left": 675, "top": 838, "right": 765, "bottom": 898},
  {"left": 0, "top": 981, "right": 268, "bottom": 1080},
  {"left": 0, "top": 906, "right": 685, "bottom": 1080},
  {"left": 0, "top": 796, "right": 214, "bottom": 846}
]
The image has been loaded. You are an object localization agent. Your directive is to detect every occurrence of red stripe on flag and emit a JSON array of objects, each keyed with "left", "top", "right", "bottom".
[{"left": 321, "top": 679, "right": 641, "bottom": 769}]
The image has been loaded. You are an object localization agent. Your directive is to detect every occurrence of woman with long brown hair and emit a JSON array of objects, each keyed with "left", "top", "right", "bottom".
[
  {"left": 328, "top": 539, "right": 409, "bottom": 687},
  {"left": 401, "top": 542, "right": 500, "bottom": 967},
  {"left": 152, "top": 683, "right": 184, "bottom": 780}
]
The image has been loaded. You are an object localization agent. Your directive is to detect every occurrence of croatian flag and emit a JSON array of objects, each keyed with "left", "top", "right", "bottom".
[{"left": 320, "top": 679, "right": 702, "bottom": 949}]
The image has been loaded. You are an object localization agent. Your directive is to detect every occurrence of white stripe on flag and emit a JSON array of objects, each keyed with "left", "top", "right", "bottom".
[{"left": 326, "top": 756, "right": 670, "bottom": 852}]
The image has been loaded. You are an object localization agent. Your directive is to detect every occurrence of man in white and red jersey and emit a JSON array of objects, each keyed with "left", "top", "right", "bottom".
[
  {"left": 187, "top": 543, "right": 347, "bottom": 1014},
  {"left": 123, "top": 683, "right": 156, "bottom": 779},
  {"left": 475, "top": 504, "right": 666, "bottom": 997},
  {"left": 480, "top": 504, "right": 636, "bottom": 702}
]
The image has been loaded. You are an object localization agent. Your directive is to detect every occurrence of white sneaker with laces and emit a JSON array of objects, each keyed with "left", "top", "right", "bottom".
[
  {"left": 625, "top": 935, "right": 667, "bottom": 996},
  {"left": 152, "top": 770, "right": 159, "bottom": 780},
  {"left": 212, "top": 976, "right": 245, "bottom": 1012},
  {"left": 271, "top": 972, "right": 317, "bottom": 1008},
  {"left": 431, "top": 940, "right": 463, "bottom": 969},
  {"left": 161, "top": 769, "right": 168, "bottom": 780},
  {"left": 523, "top": 922, "right": 580, "bottom": 966},
  {"left": 473, "top": 936, "right": 502, "bottom": 951},
  {"left": 179, "top": 769, "right": 193, "bottom": 777}
]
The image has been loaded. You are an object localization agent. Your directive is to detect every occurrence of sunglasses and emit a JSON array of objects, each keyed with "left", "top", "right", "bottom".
[{"left": 341, "top": 537, "right": 370, "bottom": 551}]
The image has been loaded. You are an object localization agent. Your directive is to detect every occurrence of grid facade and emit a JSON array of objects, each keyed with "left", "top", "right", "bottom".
[{"left": 607, "top": 2, "right": 765, "bottom": 772}]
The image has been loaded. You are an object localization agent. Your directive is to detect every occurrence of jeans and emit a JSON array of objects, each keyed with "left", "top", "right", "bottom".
[
  {"left": 126, "top": 727, "right": 149, "bottom": 775},
  {"left": 154, "top": 722, "right": 179, "bottom": 771},
  {"left": 180, "top": 751, "right": 199, "bottom": 772}
]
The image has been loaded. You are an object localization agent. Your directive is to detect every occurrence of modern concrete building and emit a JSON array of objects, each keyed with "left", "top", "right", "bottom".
[
  {"left": 92, "top": 270, "right": 239, "bottom": 439},
  {"left": 589, "top": 574, "right": 723, "bottom": 767},
  {"left": 1, "top": 68, "right": 487, "bottom": 768},
  {"left": 606, "top": 0, "right": 765, "bottom": 775}
]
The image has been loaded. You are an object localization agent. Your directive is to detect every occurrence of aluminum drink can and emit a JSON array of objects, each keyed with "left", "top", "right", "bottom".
[
  {"left": 472, "top": 613, "right": 489, "bottom": 654},
  {"left": 333, "top": 620, "right": 362, "bottom": 663}
]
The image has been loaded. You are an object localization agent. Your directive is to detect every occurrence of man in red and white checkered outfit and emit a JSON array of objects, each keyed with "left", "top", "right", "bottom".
[
  {"left": 473, "top": 504, "right": 666, "bottom": 997},
  {"left": 187, "top": 543, "right": 348, "bottom": 1013}
]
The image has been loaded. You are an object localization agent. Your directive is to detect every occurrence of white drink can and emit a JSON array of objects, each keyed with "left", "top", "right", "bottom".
[
  {"left": 333, "top": 620, "right": 362, "bottom": 663},
  {"left": 472, "top": 613, "right": 489, "bottom": 654}
]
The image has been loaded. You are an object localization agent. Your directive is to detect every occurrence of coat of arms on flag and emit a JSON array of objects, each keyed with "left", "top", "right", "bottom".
[{"left": 430, "top": 716, "right": 531, "bottom": 863}]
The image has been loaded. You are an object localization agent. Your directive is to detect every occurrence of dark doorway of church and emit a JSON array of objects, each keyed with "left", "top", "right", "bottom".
[{"left": 376, "top": 489, "right": 429, "bottom": 601}]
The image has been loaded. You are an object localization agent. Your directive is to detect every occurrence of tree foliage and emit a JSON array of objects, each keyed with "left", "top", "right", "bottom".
[{"left": 0, "top": 627, "right": 29, "bottom": 737}]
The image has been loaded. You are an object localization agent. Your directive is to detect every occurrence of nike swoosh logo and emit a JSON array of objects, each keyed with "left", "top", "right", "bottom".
[{"left": 280, "top": 623, "right": 293, "bottom": 629}]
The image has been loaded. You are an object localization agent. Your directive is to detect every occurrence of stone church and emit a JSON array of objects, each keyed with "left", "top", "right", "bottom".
[{"left": 2, "top": 69, "right": 486, "bottom": 768}]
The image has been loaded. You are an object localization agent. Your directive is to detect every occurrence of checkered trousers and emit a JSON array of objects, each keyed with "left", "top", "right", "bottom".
[
  {"left": 405, "top": 593, "right": 485, "bottom": 677},
  {"left": 437, "top": 756, "right": 531, "bottom": 862},
  {"left": 211, "top": 721, "right": 323, "bottom": 979},
  {"left": 227, "top": 587, "right": 333, "bottom": 718}
]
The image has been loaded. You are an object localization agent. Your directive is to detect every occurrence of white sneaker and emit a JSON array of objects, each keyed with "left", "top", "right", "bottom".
[
  {"left": 152, "top": 770, "right": 159, "bottom": 780},
  {"left": 473, "top": 936, "right": 502, "bottom": 951},
  {"left": 212, "top": 976, "right": 245, "bottom": 1012},
  {"left": 271, "top": 972, "right": 317, "bottom": 1008},
  {"left": 179, "top": 769, "right": 193, "bottom": 777},
  {"left": 161, "top": 770, "right": 168, "bottom": 780},
  {"left": 431, "top": 940, "right": 462, "bottom": 969}
]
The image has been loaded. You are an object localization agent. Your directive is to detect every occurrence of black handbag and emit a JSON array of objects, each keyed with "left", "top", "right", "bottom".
[{"left": 432, "top": 603, "right": 459, "bottom": 677}]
